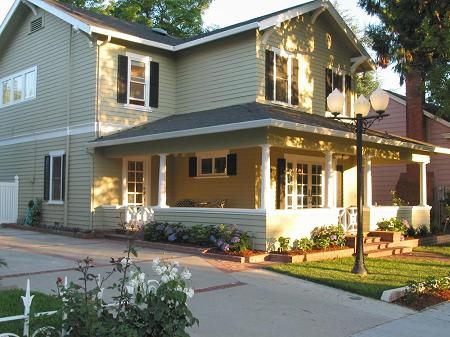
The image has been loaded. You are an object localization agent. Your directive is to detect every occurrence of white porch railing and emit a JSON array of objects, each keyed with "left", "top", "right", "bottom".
[
  {"left": 0, "top": 176, "right": 19, "bottom": 224},
  {"left": 124, "top": 206, "right": 154, "bottom": 230},
  {"left": 337, "top": 207, "right": 358, "bottom": 232}
]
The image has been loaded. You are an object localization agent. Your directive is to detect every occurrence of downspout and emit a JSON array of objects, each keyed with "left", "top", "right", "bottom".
[
  {"left": 90, "top": 34, "right": 111, "bottom": 232},
  {"left": 64, "top": 25, "right": 73, "bottom": 227}
]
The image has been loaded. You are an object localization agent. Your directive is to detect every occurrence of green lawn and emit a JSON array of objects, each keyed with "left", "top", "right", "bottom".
[
  {"left": 0, "top": 289, "right": 61, "bottom": 335},
  {"left": 413, "top": 242, "right": 450, "bottom": 258},
  {"left": 266, "top": 257, "right": 450, "bottom": 299}
]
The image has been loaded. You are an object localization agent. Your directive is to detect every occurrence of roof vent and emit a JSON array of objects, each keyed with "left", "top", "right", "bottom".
[
  {"left": 151, "top": 27, "right": 168, "bottom": 36},
  {"left": 30, "top": 16, "right": 44, "bottom": 34}
]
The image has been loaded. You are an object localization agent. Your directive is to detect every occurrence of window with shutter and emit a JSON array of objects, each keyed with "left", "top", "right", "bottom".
[{"left": 326, "top": 68, "right": 351, "bottom": 115}]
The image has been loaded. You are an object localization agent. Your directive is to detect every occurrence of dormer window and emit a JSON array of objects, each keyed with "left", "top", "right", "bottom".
[{"left": 265, "top": 49, "right": 299, "bottom": 106}]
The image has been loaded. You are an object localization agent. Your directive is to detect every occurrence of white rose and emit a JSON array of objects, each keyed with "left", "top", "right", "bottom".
[
  {"left": 181, "top": 270, "right": 191, "bottom": 280},
  {"left": 139, "top": 273, "right": 146, "bottom": 282},
  {"left": 184, "top": 287, "right": 194, "bottom": 299},
  {"left": 126, "top": 285, "right": 134, "bottom": 295}
]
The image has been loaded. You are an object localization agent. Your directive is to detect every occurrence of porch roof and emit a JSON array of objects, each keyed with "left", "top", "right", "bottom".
[{"left": 89, "top": 102, "right": 450, "bottom": 155}]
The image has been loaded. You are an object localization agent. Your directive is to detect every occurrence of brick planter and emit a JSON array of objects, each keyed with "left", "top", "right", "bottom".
[
  {"left": 268, "top": 247, "right": 354, "bottom": 263},
  {"left": 391, "top": 234, "right": 450, "bottom": 248},
  {"left": 1, "top": 223, "right": 96, "bottom": 239},
  {"left": 368, "top": 231, "right": 402, "bottom": 242}
]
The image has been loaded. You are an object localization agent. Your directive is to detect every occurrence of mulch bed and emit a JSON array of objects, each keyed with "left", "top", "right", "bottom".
[
  {"left": 395, "top": 290, "right": 450, "bottom": 310},
  {"left": 206, "top": 248, "right": 265, "bottom": 257},
  {"left": 272, "top": 246, "right": 350, "bottom": 256}
]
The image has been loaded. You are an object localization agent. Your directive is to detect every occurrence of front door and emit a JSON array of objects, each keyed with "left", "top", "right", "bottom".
[
  {"left": 126, "top": 160, "right": 145, "bottom": 206},
  {"left": 286, "top": 158, "right": 324, "bottom": 209}
]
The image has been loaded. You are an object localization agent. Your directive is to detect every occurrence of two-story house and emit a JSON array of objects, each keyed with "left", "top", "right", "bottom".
[{"left": 1, "top": 0, "right": 448, "bottom": 249}]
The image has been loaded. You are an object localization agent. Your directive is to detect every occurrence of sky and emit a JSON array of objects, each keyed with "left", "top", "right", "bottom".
[{"left": 0, "top": 0, "right": 404, "bottom": 94}]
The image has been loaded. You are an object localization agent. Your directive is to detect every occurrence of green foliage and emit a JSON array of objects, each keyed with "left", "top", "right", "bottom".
[
  {"left": 24, "top": 198, "right": 42, "bottom": 226},
  {"left": 108, "top": 0, "right": 213, "bottom": 38},
  {"left": 406, "top": 225, "right": 417, "bottom": 238},
  {"left": 355, "top": 71, "right": 381, "bottom": 97},
  {"left": 292, "top": 238, "right": 314, "bottom": 252},
  {"left": 310, "top": 225, "right": 346, "bottom": 249},
  {"left": 416, "top": 224, "right": 429, "bottom": 237},
  {"left": 390, "top": 190, "right": 406, "bottom": 206},
  {"left": 56, "top": 242, "right": 197, "bottom": 337},
  {"left": 405, "top": 275, "right": 450, "bottom": 302},
  {"left": 425, "top": 62, "right": 450, "bottom": 117},
  {"left": 414, "top": 242, "right": 450, "bottom": 258},
  {"left": 144, "top": 222, "right": 251, "bottom": 252},
  {"left": 277, "top": 237, "right": 291, "bottom": 252},
  {"left": 376, "top": 217, "right": 408, "bottom": 233},
  {"left": 57, "top": 0, "right": 108, "bottom": 13}
]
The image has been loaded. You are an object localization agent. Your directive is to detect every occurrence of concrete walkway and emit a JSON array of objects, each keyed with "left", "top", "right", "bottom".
[
  {"left": 0, "top": 228, "right": 439, "bottom": 337},
  {"left": 350, "top": 302, "right": 450, "bottom": 337}
]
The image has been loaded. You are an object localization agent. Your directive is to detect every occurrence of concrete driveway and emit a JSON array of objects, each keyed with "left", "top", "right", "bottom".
[{"left": 0, "top": 228, "right": 417, "bottom": 337}]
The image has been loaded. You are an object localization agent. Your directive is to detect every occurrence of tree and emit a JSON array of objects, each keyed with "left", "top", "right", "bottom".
[
  {"left": 333, "top": 1, "right": 381, "bottom": 97},
  {"left": 108, "top": 0, "right": 213, "bottom": 38},
  {"left": 358, "top": 0, "right": 450, "bottom": 118},
  {"left": 58, "top": 0, "right": 108, "bottom": 13}
]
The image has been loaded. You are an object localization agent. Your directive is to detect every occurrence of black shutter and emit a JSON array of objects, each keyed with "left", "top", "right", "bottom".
[
  {"left": 325, "top": 68, "right": 333, "bottom": 110},
  {"left": 150, "top": 61, "right": 159, "bottom": 108},
  {"left": 61, "top": 154, "right": 66, "bottom": 201},
  {"left": 188, "top": 157, "right": 197, "bottom": 177},
  {"left": 276, "top": 158, "right": 286, "bottom": 209},
  {"left": 227, "top": 153, "right": 237, "bottom": 176},
  {"left": 117, "top": 55, "right": 128, "bottom": 103},
  {"left": 291, "top": 58, "right": 299, "bottom": 106},
  {"left": 265, "top": 50, "right": 274, "bottom": 101},
  {"left": 43, "top": 155, "right": 50, "bottom": 201}
]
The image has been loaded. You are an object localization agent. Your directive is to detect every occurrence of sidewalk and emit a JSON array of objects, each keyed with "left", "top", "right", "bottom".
[{"left": 350, "top": 302, "right": 450, "bottom": 337}]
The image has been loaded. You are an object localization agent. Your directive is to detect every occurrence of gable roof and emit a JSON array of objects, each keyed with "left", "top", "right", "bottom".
[
  {"left": 0, "top": 0, "right": 371, "bottom": 58},
  {"left": 89, "top": 102, "right": 449, "bottom": 155},
  {"left": 386, "top": 90, "right": 450, "bottom": 126}
]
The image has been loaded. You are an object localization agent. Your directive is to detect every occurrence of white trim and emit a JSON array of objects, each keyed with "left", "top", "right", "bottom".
[
  {"left": 48, "top": 150, "right": 65, "bottom": 204},
  {"left": 126, "top": 52, "right": 151, "bottom": 109},
  {"left": 122, "top": 156, "right": 150, "bottom": 207},
  {"left": 0, "top": 123, "right": 95, "bottom": 147},
  {"left": 153, "top": 206, "right": 266, "bottom": 215},
  {"left": 387, "top": 92, "right": 450, "bottom": 129},
  {"left": 0, "top": 0, "right": 21, "bottom": 38},
  {"left": 123, "top": 104, "right": 152, "bottom": 112},
  {"left": 88, "top": 118, "right": 448, "bottom": 154},
  {"left": 270, "top": 48, "right": 296, "bottom": 106}
]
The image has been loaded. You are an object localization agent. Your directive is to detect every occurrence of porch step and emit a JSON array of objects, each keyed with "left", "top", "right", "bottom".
[
  {"left": 363, "top": 242, "right": 393, "bottom": 252},
  {"left": 364, "top": 246, "right": 412, "bottom": 258},
  {"left": 364, "top": 236, "right": 381, "bottom": 244}
]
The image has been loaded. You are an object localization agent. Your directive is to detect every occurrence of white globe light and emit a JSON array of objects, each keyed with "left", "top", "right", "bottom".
[
  {"left": 327, "top": 88, "right": 344, "bottom": 114},
  {"left": 370, "top": 88, "right": 389, "bottom": 113},
  {"left": 355, "top": 95, "right": 371, "bottom": 117}
]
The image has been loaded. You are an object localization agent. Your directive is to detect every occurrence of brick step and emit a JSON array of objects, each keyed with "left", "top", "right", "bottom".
[
  {"left": 364, "top": 236, "right": 381, "bottom": 244},
  {"left": 363, "top": 242, "right": 393, "bottom": 252},
  {"left": 364, "top": 246, "right": 412, "bottom": 258}
]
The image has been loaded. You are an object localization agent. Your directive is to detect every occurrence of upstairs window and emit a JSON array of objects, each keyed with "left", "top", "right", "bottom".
[
  {"left": 117, "top": 53, "right": 159, "bottom": 109},
  {"left": 325, "top": 68, "right": 352, "bottom": 116},
  {"left": 1, "top": 66, "right": 37, "bottom": 108},
  {"left": 265, "top": 49, "right": 299, "bottom": 106}
]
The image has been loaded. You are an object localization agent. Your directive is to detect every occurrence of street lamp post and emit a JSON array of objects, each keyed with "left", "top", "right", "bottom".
[{"left": 326, "top": 88, "right": 390, "bottom": 275}]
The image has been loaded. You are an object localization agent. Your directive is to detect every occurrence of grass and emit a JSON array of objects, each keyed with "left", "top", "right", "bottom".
[
  {"left": 266, "top": 257, "right": 450, "bottom": 299},
  {"left": 0, "top": 289, "right": 61, "bottom": 335},
  {"left": 413, "top": 242, "right": 450, "bottom": 258}
]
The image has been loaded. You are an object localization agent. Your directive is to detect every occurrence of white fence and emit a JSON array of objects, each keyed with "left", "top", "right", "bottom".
[{"left": 0, "top": 176, "right": 19, "bottom": 224}]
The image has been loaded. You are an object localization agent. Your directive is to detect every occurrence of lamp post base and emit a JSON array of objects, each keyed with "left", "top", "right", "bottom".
[{"left": 351, "top": 261, "right": 368, "bottom": 275}]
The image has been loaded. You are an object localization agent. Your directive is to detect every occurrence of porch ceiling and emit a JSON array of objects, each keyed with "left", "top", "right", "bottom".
[{"left": 89, "top": 102, "right": 450, "bottom": 159}]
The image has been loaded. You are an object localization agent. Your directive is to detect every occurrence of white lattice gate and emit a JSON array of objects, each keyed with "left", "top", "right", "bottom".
[{"left": 0, "top": 175, "right": 19, "bottom": 224}]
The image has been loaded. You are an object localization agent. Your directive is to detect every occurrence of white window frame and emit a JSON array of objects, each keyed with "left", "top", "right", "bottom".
[
  {"left": 196, "top": 150, "right": 229, "bottom": 178},
  {"left": 48, "top": 150, "right": 65, "bottom": 205},
  {"left": 0, "top": 66, "right": 37, "bottom": 108},
  {"left": 284, "top": 154, "right": 325, "bottom": 209},
  {"left": 271, "top": 47, "right": 298, "bottom": 107},
  {"left": 327, "top": 67, "right": 352, "bottom": 117},
  {"left": 122, "top": 156, "right": 150, "bottom": 206},
  {"left": 125, "top": 52, "right": 151, "bottom": 111}
]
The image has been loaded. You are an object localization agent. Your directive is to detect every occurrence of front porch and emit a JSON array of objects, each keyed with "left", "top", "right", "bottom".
[{"left": 89, "top": 104, "right": 436, "bottom": 250}]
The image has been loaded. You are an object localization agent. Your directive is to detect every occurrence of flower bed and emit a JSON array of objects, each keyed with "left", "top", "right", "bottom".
[{"left": 268, "top": 246, "right": 354, "bottom": 263}]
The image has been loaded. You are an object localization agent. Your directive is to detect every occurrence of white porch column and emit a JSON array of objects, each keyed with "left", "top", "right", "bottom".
[
  {"left": 260, "top": 144, "right": 271, "bottom": 210},
  {"left": 324, "top": 152, "right": 334, "bottom": 208},
  {"left": 364, "top": 157, "right": 372, "bottom": 207},
  {"left": 419, "top": 161, "right": 428, "bottom": 206},
  {"left": 158, "top": 154, "right": 168, "bottom": 208}
]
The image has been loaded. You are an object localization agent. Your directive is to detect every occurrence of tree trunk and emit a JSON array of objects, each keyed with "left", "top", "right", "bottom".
[{"left": 405, "top": 70, "right": 425, "bottom": 141}]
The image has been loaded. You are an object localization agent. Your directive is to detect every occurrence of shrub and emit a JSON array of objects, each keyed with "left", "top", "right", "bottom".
[
  {"left": 405, "top": 275, "right": 450, "bottom": 302},
  {"left": 390, "top": 190, "right": 406, "bottom": 206},
  {"left": 416, "top": 224, "right": 429, "bottom": 237},
  {"left": 310, "top": 225, "right": 346, "bottom": 249},
  {"left": 56, "top": 244, "right": 198, "bottom": 337},
  {"left": 24, "top": 198, "right": 42, "bottom": 226},
  {"left": 405, "top": 226, "right": 416, "bottom": 238},
  {"left": 376, "top": 217, "right": 408, "bottom": 233},
  {"left": 211, "top": 224, "right": 251, "bottom": 252},
  {"left": 277, "top": 237, "right": 291, "bottom": 252},
  {"left": 293, "top": 238, "right": 314, "bottom": 252}
]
